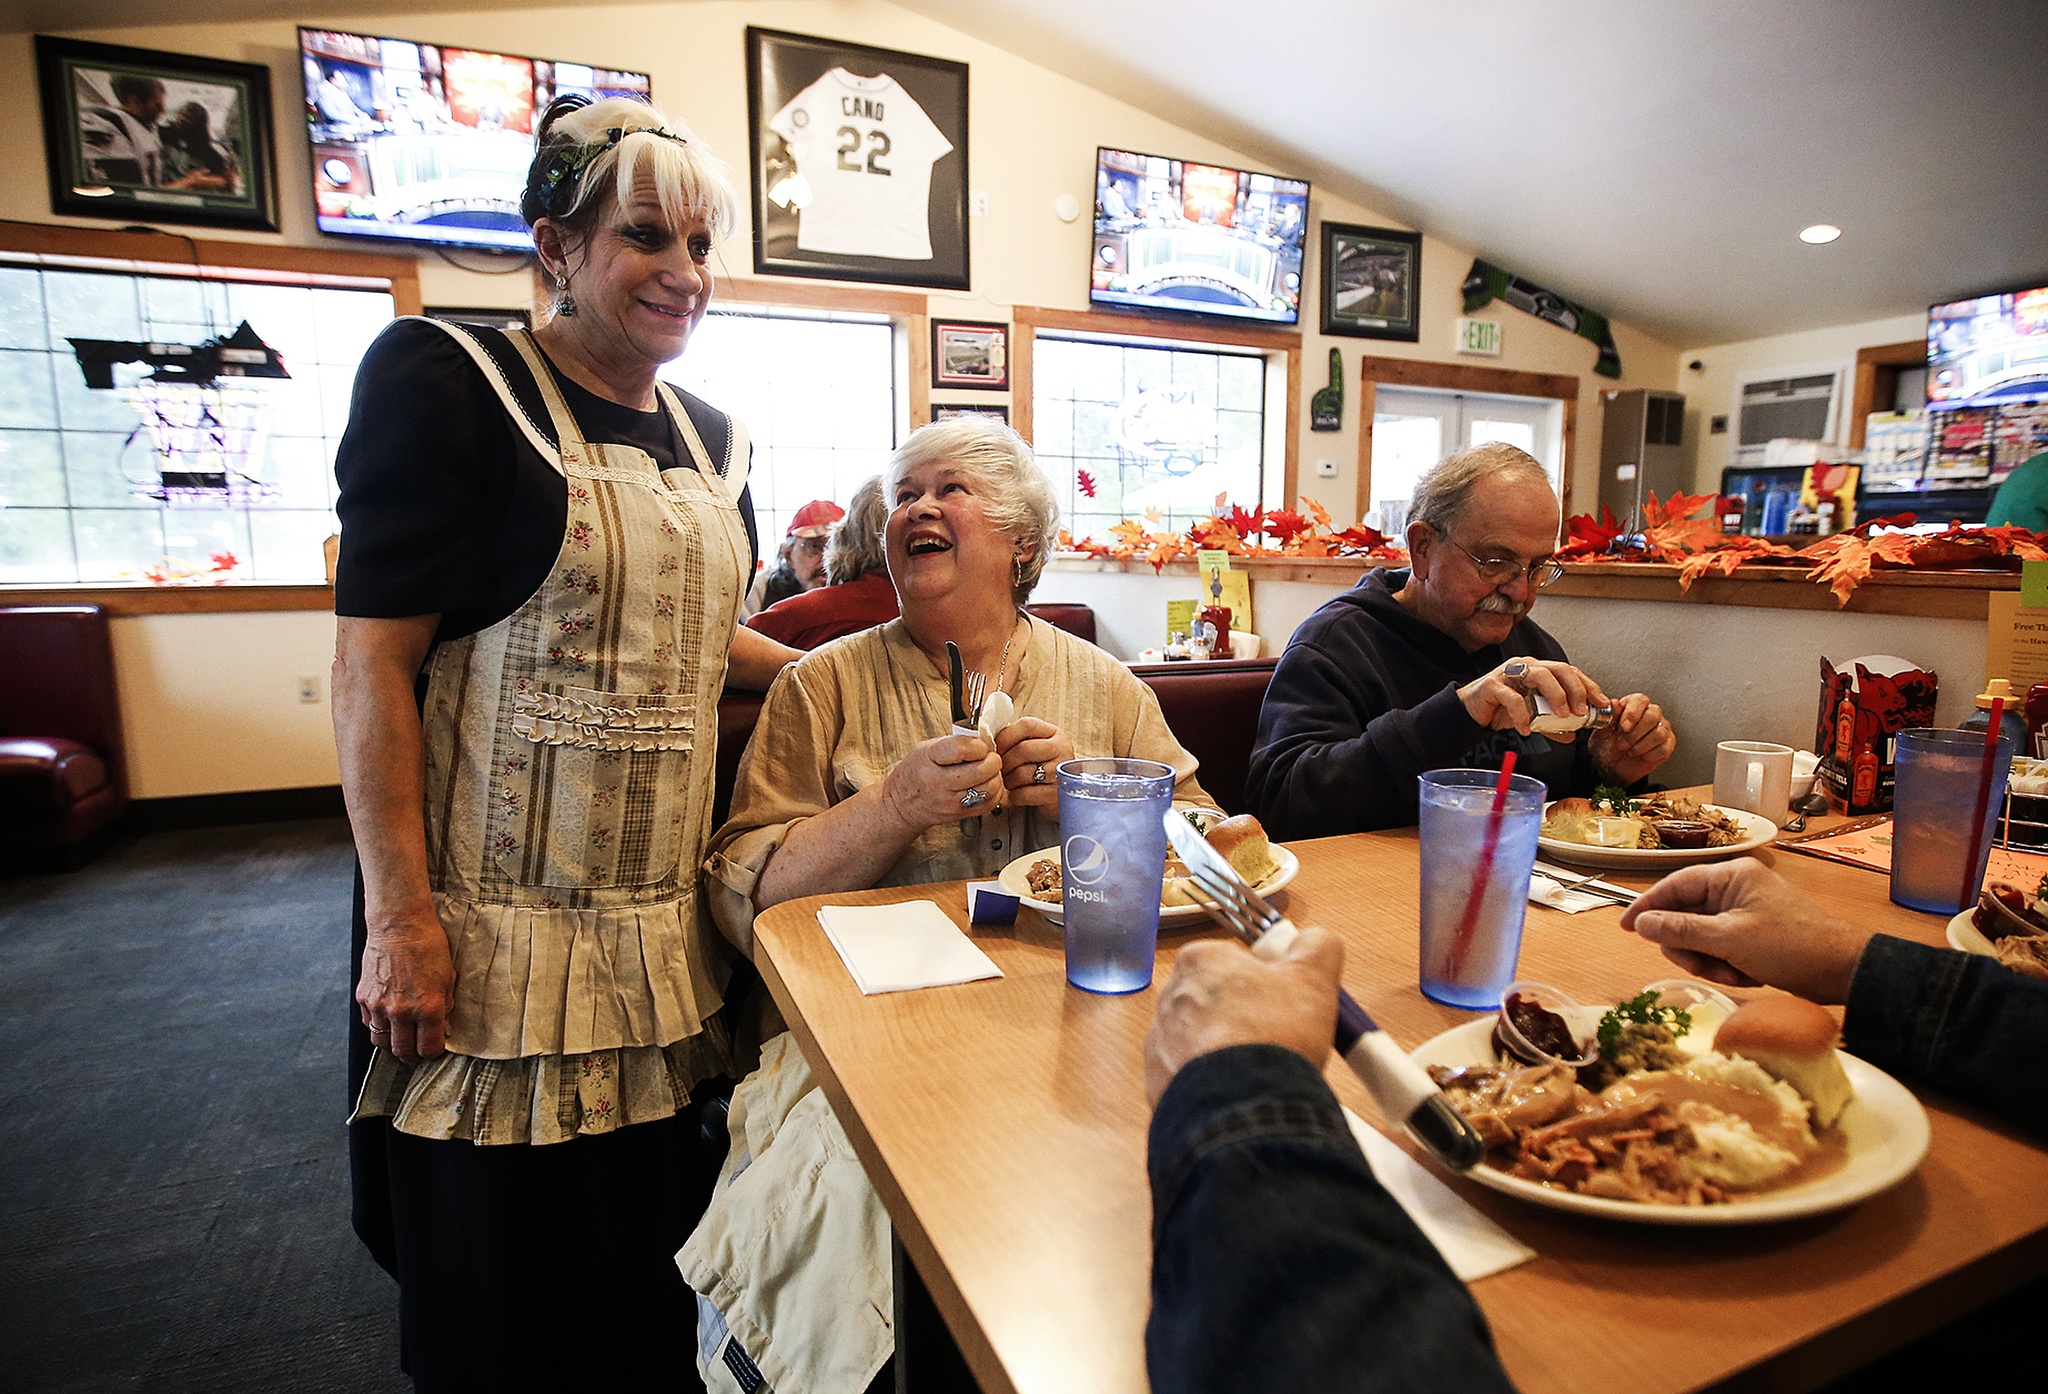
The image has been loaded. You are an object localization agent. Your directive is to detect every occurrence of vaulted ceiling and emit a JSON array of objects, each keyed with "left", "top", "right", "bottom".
[{"left": 10, "top": 0, "right": 2044, "bottom": 347}]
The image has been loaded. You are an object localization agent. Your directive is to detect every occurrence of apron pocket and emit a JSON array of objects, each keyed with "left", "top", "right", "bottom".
[{"left": 503, "top": 685, "right": 694, "bottom": 889}]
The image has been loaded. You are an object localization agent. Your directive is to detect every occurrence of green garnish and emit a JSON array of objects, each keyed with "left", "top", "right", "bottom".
[
  {"left": 1595, "top": 990, "right": 1693, "bottom": 1062},
  {"left": 1184, "top": 809, "right": 1207, "bottom": 831},
  {"left": 1594, "top": 784, "right": 1639, "bottom": 816}
]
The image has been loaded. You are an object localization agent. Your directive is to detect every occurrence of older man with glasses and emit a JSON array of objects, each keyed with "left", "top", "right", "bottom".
[{"left": 1247, "top": 442, "right": 1674, "bottom": 836}]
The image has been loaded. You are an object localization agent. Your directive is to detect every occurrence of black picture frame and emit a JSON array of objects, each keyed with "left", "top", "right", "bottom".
[
  {"left": 35, "top": 35, "right": 278, "bottom": 233},
  {"left": 931, "top": 318, "right": 1009, "bottom": 391},
  {"left": 746, "top": 27, "right": 969, "bottom": 290},
  {"left": 933, "top": 403, "right": 1008, "bottom": 425},
  {"left": 1320, "top": 222, "right": 1421, "bottom": 341}
]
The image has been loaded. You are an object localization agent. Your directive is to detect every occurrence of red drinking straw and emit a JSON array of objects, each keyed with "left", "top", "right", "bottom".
[
  {"left": 1443, "top": 750, "right": 1518, "bottom": 979},
  {"left": 1959, "top": 697, "right": 2005, "bottom": 912}
]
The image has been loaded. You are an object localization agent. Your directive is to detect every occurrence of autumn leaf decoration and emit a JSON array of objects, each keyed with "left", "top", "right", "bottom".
[{"left": 1076, "top": 469, "right": 1097, "bottom": 499}]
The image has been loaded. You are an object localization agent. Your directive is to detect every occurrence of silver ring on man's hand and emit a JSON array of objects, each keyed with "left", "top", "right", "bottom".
[
  {"left": 1033, "top": 763, "right": 1047, "bottom": 784},
  {"left": 960, "top": 789, "right": 989, "bottom": 809}
]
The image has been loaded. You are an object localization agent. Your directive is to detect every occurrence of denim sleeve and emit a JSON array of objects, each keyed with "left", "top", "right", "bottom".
[
  {"left": 1146, "top": 1045, "right": 1516, "bottom": 1394},
  {"left": 1844, "top": 935, "right": 2048, "bottom": 1139}
]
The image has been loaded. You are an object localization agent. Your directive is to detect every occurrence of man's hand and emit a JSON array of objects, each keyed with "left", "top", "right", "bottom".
[
  {"left": 1145, "top": 926, "right": 1343, "bottom": 1105},
  {"left": 1619, "top": 858, "right": 1872, "bottom": 1004},
  {"left": 1588, "top": 693, "right": 1675, "bottom": 786},
  {"left": 1458, "top": 657, "right": 1607, "bottom": 742}
]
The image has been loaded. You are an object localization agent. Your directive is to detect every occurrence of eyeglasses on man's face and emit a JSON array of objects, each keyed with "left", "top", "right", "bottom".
[{"left": 1447, "top": 534, "right": 1566, "bottom": 589}]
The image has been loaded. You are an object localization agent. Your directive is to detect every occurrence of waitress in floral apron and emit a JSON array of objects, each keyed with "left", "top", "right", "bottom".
[{"left": 331, "top": 96, "right": 798, "bottom": 1390}]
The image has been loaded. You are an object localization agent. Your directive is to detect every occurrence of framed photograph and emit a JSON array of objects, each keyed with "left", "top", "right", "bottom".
[
  {"left": 931, "top": 319, "right": 1009, "bottom": 391},
  {"left": 933, "top": 403, "right": 1008, "bottom": 425},
  {"left": 35, "top": 35, "right": 278, "bottom": 232},
  {"left": 1320, "top": 222, "right": 1421, "bottom": 341},
  {"left": 746, "top": 27, "right": 969, "bottom": 289}
]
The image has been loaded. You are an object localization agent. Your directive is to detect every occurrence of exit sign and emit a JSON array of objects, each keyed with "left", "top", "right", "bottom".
[{"left": 1458, "top": 318, "right": 1502, "bottom": 356}]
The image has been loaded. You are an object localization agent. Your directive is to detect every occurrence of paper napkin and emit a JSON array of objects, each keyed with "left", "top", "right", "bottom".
[
  {"left": 1345, "top": 1110, "right": 1535, "bottom": 1282},
  {"left": 1527, "top": 863, "right": 1637, "bottom": 914},
  {"left": 815, "top": 901, "right": 1003, "bottom": 995}
]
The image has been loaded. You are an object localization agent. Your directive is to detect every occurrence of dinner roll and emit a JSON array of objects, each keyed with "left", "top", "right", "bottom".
[
  {"left": 1714, "top": 996, "right": 1853, "bottom": 1127},
  {"left": 1541, "top": 797, "right": 1595, "bottom": 842},
  {"left": 1206, "top": 814, "right": 1279, "bottom": 885}
]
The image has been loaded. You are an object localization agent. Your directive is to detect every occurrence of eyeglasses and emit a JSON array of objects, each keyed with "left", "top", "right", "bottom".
[{"left": 1448, "top": 536, "right": 1566, "bottom": 589}]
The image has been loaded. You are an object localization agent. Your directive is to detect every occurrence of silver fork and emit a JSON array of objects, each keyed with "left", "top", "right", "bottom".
[
  {"left": 1169, "top": 845, "right": 1485, "bottom": 1172},
  {"left": 957, "top": 670, "right": 990, "bottom": 835}
]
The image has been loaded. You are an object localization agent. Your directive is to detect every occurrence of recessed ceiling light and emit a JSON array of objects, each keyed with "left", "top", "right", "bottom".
[{"left": 1799, "top": 224, "right": 1843, "bottom": 244}]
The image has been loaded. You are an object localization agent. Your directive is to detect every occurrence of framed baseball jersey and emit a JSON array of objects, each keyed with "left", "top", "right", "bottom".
[{"left": 747, "top": 28, "right": 970, "bottom": 289}]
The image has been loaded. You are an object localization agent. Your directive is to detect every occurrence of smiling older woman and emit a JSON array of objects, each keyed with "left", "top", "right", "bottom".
[
  {"left": 684, "top": 419, "right": 1216, "bottom": 1387},
  {"left": 332, "top": 95, "right": 798, "bottom": 1390},
  {"left": 705, "top": 416, "right": 1215, "bottom": 946}
]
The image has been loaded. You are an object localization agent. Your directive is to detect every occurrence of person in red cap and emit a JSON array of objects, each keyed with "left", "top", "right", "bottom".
[{"left": 741, "top": 498, "right": 844, "bottom": 619}]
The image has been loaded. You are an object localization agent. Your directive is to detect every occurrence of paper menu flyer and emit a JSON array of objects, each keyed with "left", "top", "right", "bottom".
[
  {"left": 1779, "top": 815, "right": 2048, "bottom": 887},
  {"left": 1986, "top": 591, "right": 2048, "bottom": 694}
]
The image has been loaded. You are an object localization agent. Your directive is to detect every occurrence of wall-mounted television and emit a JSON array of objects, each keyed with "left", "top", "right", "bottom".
[
  {"left": 1089, "top": 146, "right": 1309, "bottom": 327},
  {"left": 1927, "top": 285, "right": 2048, "bottom": 411},
  {"left": 299, "top": 27, "right": 650, "bottom": 253}
]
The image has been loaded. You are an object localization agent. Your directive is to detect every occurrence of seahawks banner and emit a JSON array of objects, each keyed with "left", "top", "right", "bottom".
[{"left": 1461, "top": 259, "right": 1621, "bottom": 378}]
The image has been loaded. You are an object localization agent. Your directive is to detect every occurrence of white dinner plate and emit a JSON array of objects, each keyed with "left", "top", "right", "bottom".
[
  {"left": 1946, "top": 908, "right": 1997, "bottom": 957},
  {"left": 997, "top": 844, "right": 1300, "bottom": 927},
  {"left": 1408, "top": 1015, "right": 1930, "bottom": 1226},
  {"left": 1538, "top": 802, "right": 1778, "bottom": 870}
]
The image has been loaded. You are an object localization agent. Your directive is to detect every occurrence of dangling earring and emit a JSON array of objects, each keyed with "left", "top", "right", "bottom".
[
  {"left": 1012, "top": 553, "right": 1026, "bottom": 587},
  {"left": 553, "top": 270, "right": 577, "bottom": 318}
]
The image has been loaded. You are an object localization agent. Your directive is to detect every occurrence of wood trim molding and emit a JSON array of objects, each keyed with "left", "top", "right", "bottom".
[
  {"left": 1012, "top": 304, "right": 1302, "bottom": 507},
  {"left": 0, "top": 584, "right": 334, "bottom": 616},
  {"left": 0, "top": 219, "right": 423, "bottom": 314},
  {"left": 716, "top": 276, "right": 932, "bottom": 426},
  {"left": 1849, "top": 339, "right": 1927, "bottom": 450},
  {"left": 1353, "top": 355, "right": 1581, "bottom": 522}
]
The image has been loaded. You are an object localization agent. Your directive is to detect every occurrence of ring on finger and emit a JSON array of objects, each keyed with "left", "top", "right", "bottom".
[
  {"left": 1032, "top": 762, "right": 1047, "bottom": 785},
  {"left": 960, "top": 788, "right": 989, "bottom": 809}
]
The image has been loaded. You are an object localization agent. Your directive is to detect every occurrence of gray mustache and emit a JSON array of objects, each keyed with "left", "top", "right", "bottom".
[{"left": 1477, "top": 594, "right": 1520, "bottom": 613}]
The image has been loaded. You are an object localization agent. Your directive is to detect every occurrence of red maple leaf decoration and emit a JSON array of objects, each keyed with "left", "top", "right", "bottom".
[
  {"left": 1076, "top": 469, "right": 1097, "bottom": 499},
  {"left": 1224, "top": 504, "right": 1265, "bottom": 540},
  {"left": 1560, "top": 506, "right": 1625, "bottom": 558},
  {"left": 1263, "top": 509, "right": 1312, "bottom": 544}
]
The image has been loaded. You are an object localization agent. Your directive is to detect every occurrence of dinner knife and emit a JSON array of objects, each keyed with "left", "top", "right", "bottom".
[
  {"left": 1162, "top": 814, "right": 1487, "bottom": 1172},
  {"left": 945, "top": 640, "right": 968, "bottom": 726}
]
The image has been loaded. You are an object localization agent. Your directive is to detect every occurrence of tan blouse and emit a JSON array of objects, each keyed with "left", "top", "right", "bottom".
[{"left": 704, "top": 616, "right": 1215, "bottom": 952}]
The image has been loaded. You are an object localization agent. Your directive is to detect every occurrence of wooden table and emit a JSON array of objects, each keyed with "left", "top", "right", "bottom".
[{"left": 752, "top": 825, "right": 2048, "bottom": 1394}]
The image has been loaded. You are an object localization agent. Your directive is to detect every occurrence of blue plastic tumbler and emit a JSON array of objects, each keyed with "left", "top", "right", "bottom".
[
  {"left": 1057, "top": 757, "right": 1176, "bottom": 994},
  {"left": 1890, "top": 728, "right": 2013, "bottom": 914},
  {"left": 1417, "top": 768, "right": 1546, "bottom": 1009}
]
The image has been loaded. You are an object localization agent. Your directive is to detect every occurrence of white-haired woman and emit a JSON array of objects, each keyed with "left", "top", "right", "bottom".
[
  {"left": 707, "top": 417, "right": 1213, "bottom": 939},
  {"left": 684, "top": 418, "right": 1214, "bottom": 1386},
  {"left": 332, "top": 94, "right": 797, "bottom": 1389}
]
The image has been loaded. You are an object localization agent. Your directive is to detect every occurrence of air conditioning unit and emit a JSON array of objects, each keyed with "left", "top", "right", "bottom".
[{"left": 1733, "top": 368, "right": 1845, "bottom": 463}]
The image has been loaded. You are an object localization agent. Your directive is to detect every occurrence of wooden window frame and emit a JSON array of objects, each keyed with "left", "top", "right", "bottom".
[
  {"left": 1012, "top": 305, "right": 1301, "bottom": 510},
  {"left": 714, "top": 276, "right": 931, "bottom": 429},
  {"left": 1353, "top": 356, "right": 1579, "bottom": 522},
  {"left": 1848, "top": 339, "right": 1927, "bottom": 450},
  {"left": 0, "top": 220, "right": 423, "bottom": 611}
]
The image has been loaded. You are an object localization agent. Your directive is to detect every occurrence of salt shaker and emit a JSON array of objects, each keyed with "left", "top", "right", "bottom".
[{"left": 1502, "top": 661, "right": 1614, "bottom": 733}]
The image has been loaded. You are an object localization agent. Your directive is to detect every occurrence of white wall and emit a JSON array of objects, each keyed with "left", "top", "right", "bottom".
[
  {"left": 1038, "top": 562, "right": 1984, "bottom": 791},
  {"left": 2, "top": 1, "right": 1687, "bottom": 795},
  {"left": 1677, "top": 311, "right": 1927, "bottom": 494},
  {"left": 110, "top": 611, "right": 339, "bottom": 798}
]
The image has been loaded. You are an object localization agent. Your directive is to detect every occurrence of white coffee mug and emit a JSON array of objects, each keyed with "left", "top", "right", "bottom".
[{"left": 1714, "top": 740, "right": 1795, "bottom": 828}]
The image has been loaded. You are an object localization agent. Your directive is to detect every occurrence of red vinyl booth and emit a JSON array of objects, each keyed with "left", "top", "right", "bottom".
[{"left": 0, "top": 605, "right": 130, "bottom": 857}]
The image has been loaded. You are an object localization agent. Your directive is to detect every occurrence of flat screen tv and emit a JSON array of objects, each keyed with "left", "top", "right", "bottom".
[
  {"left": 300, "top": 27, "right": 650, "bottom": 253},
  {"left": 1090, "top": 146, "right": 1309, "bottom": 327},
  {"left": 1927, "top": 284, "right": 2048, "bottom": 411}
]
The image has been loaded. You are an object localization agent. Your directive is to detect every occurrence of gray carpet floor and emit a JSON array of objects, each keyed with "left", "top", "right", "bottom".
[{"left": 0, "top": 820, "right": 409, "bottom": 1394}]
